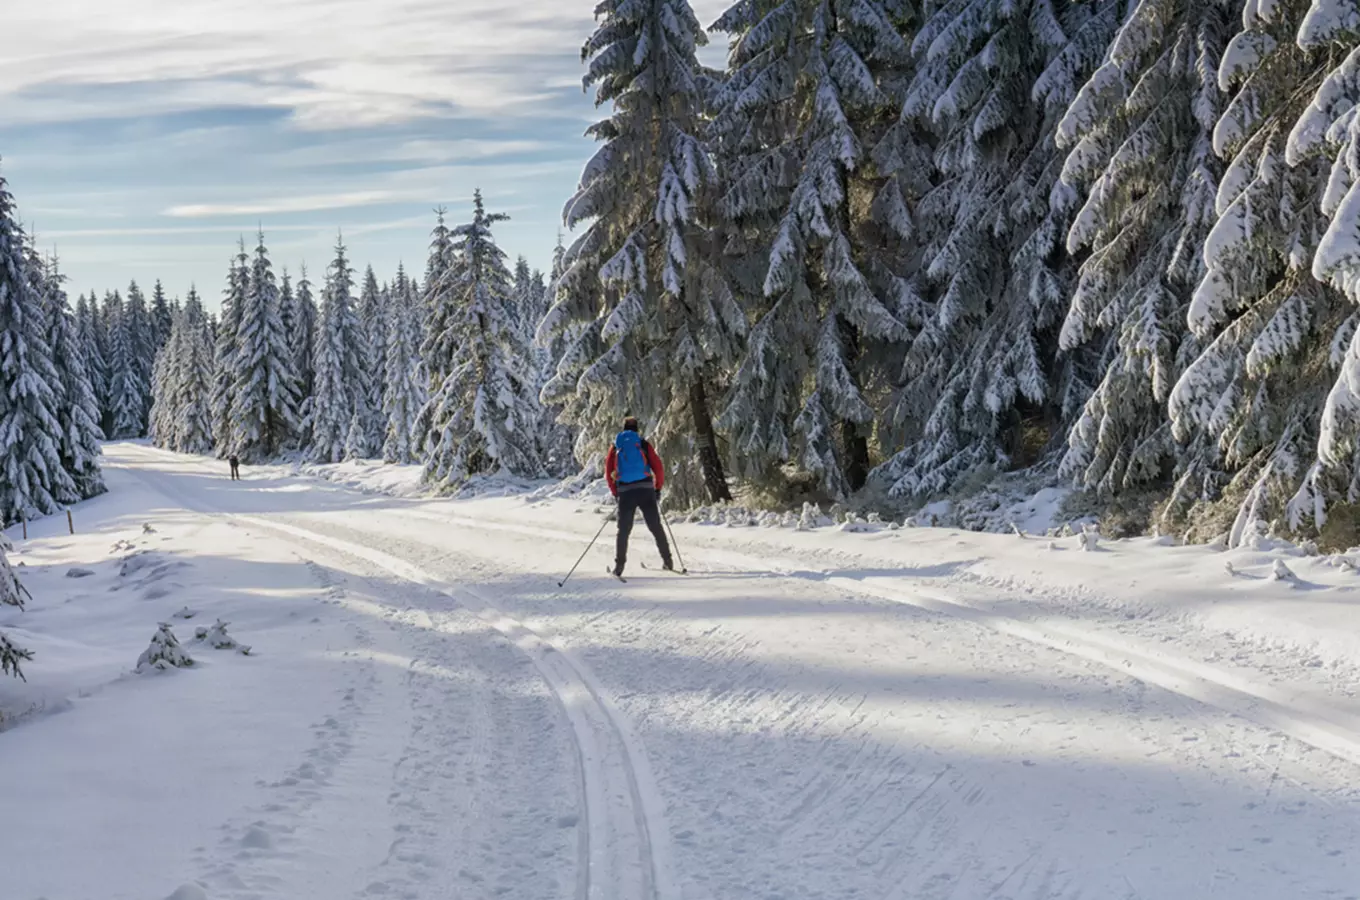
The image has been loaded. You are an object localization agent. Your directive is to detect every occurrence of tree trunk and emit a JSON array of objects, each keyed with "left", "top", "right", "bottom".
[
  {"left": 690, "top": 379, "right": 733, "bottom": 503},
  {"left": 841, "top": 418, "right": 870, "bottom": 493},
  {"left": 839, "top": 320, "right": 870, "bottom": 493}
]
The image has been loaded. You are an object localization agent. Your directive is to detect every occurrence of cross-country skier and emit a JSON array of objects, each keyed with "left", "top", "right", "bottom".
[
  {"left": 606, "top": 416, "right": 672, "bottom": 577},
  {"left": 228, "top": 454, "right": 240, "bottom": 481}
]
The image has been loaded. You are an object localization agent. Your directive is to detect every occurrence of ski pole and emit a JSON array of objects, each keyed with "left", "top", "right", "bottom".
[
  {"left": 661, "top": 510, "right": 688, "bottom": 574},
  {"left": 558, "top": 512, "right": 614, "bottom": 588}
]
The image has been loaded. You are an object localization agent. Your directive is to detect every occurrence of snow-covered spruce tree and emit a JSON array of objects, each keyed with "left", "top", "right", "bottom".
[
  {"left": 512, "top": 256, "right": 558, "bottom": 466},
  {"left": 278, "top": 269, "right": 298, "bottom": 372},
  {"left": 150, "top": 279, "right": 173, "bottom": 355},
  {"left": 1276, "top": 2, "right": 1360, "bottom": 529},
  {"left": 174, "top": 290, "right": 216, "bottom": 454},
  {"left": 149, "top": 332, "right": 172, "bottom": 446},
  {"left": 418, "top": 192, "right": 544, "bottom": 489},
  {"left": 0, "top": 173, "right": 73, "bottom": 524},
  {"left": 150, "top": 289, "right": 215, "bottom": 454},
  {"left": 537, "top": 236, "right": 582, "bottom": 476},
  {"left": 358, "top": 265, "right": 386, "bottom": 453},
  {"left": 210, "top": 244, "right": 248, "bottom": 456},
  {"left": 75, "top": 292, "right": 106, "bottom": 429},
  {"left": 1167, "top": 0, "right": 1344, "bottom": 543},
  {"left": 512, "top": 257, "right": 541, "bottom": 343},
  {"left": 276, "top": 267, "right": 308, "bottom": 445},
  {"left": 148, "top": 302, "right": 181, "bottom": 450},
  {"left": 41, "top": 256, "right": 105, "bottom": 500},
  {"left": 1, "top": 534, "right": 33, "bottom": 679},
  {"left": 544, "top": 0, "right": 742, "bottom": 503},
  {"left": 18, "top": 245, "right": 86, "bottom": 507},
  {"left": 712, "top": 0, "right": 930, "bottom": 500},
  {"left": 308, "top": 237, "right": 365, "bottom": 464},
  {"left": 874, "top": 0, "right": 1124, "bottom": 502},
  {"left": 123, "top": 280, "right": 156, "bottom": 434},
  {"left": 343, "top": 413, "right": 366, "bottom": 461},
  {"left": 97, "top": 291, "right": 121, "bottom": 436},
  {"left": 230, "top": 232, "right": 300, "bottom": 460},
  {"left": 291, "top": 264, "right": 318, "bottom": 408},
  {"left": 382, "top": 264, "right": 426, "bottom": 464},
  {"left": 1054, "top": 0, "right": 1228, "bottom": 502},
  {"left": 421, "top": 207, "right": 462, "bottom": 391},
  {"left": 107, "top": 288, "right": 149, "bottom": 440}
]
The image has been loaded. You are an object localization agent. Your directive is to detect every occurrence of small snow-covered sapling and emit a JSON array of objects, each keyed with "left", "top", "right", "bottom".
[
  {"left": 1271, "top": 559, "right": 1297, "bottom": 583},
  {"left": 194, "top": 619, "right": 252, "bottom": 655},
  {"left": 1078, "top": 524, "right": 1100, "bottom": 552},
  {"left": 136, "top": 623, "right": 195, "bottom": 673}
]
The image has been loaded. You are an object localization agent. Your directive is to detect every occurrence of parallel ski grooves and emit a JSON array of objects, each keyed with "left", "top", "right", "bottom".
[
  {"left": 119, "top": 462, "right": 673, "bottom": 900},
  {"left": 233, "top": 514, "right": 676, "bottom": 900}
]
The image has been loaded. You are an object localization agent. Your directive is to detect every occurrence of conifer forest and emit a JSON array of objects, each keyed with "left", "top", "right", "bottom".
[{"left": 8, "top": 0, "right": 1360, "bottom": 548}]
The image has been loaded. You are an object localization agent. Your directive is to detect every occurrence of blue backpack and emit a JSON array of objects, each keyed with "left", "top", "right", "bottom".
[{"left": 614, "top": 431, "right": 652, "bottom": 484}]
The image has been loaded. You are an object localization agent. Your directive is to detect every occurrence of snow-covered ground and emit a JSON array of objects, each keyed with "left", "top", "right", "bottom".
[{"left": 6, "top": 443, "right": 1360, "bottom": 899}]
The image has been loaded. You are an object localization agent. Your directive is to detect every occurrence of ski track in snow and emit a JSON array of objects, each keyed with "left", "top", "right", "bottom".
[
  {"left": 293, "top": 499, "right": 1360, "bottom": 775},
  {"left": 119, "top": 451, "right": 672, "bottom": 900},
  {"left": 46, "top": 443, "right": 1360, "bottom": 899}
]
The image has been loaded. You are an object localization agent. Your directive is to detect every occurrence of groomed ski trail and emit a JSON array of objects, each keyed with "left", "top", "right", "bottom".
[
  {"left": 99, "top": 443, "right": 1360, "bottom": 899},
  {"left": 119, "top": 459, "right": 677, "bottom": 900},
  {"left": 322, "top": 499, "right": 1360, "bottom": 773}
]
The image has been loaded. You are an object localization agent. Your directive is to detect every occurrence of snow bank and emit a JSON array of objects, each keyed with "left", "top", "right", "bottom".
[
  {"left": 1, "top": 460, "right": 424, "bottom": 899},
  {"left": 292, "top": 458, "right": 428, "bottom": 498},
  {"left": 294, "top": 457, "right": 565, "bottom": 501}
]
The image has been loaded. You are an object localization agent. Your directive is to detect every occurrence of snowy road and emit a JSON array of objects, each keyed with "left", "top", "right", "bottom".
[{"left": 11, "top": 443, "right": 1360, "bottom": 899}]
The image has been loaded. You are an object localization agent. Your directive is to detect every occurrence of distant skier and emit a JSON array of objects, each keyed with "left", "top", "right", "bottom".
[
  {"left": 228, "top": 454, "right": 240, "bottom": 481},
  {"left": 606, "top": 416, "right": 672, "bottom": 577}
]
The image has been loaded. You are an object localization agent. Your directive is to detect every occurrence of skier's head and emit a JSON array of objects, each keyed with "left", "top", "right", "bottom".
[{"left": 622, "top": 415, "right": 640, "bottom": 434}]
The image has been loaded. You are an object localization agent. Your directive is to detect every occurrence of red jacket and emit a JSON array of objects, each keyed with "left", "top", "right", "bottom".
[{"left": 605, "top": 440, "right": 665, "bottom": 497}]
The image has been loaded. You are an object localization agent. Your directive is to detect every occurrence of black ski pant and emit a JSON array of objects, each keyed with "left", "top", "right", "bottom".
[{"left": 616, "top": 487, "right": 671, "bottom": 569}]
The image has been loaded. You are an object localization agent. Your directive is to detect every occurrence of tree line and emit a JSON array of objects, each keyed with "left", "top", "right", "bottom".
[
  {"left": 0, "top": 173, "right": 106, "bottom": 528},
  {"left": 12, "top": 0, "right": 1360, "bottom": 547},
  {"left": 540, "top": 0, "right": 1360, "bottom": 543},
  {"left": 148, "top": 191, "right": 572, "bottom": 490}
]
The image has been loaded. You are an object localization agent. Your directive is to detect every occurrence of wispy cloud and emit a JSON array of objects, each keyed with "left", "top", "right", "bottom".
[
  {"left": 3, "top": 0, "right": 735, "bottom": 299},
  {"left": 2, "top": 1, "right": 599, "bottom": 128},
  {"left": 42, "top": 224, "right": 340, "bottom": 239},
  {"left": 165, "top": 190, "right": 407, "bottom": 218}
]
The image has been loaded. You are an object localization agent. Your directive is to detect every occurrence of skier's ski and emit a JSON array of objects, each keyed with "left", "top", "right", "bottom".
[
  {"left": 641, "top": 562, "right": 689, "bottom": 575},
  {"left": 608, "top": 567, "right": 627, "bottom": 583}
]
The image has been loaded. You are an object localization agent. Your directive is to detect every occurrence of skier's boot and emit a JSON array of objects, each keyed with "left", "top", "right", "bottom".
[
  {"left": 612, "top": 561, "right": 625, "bottom": 578},
  {"left": 661, "top": 558, "right": 674, "bottom": 572}
]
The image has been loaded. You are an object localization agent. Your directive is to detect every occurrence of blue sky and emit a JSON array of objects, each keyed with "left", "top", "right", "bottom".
[{"left": 3, "top": 0, "right": 729, "bottom": 308}]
